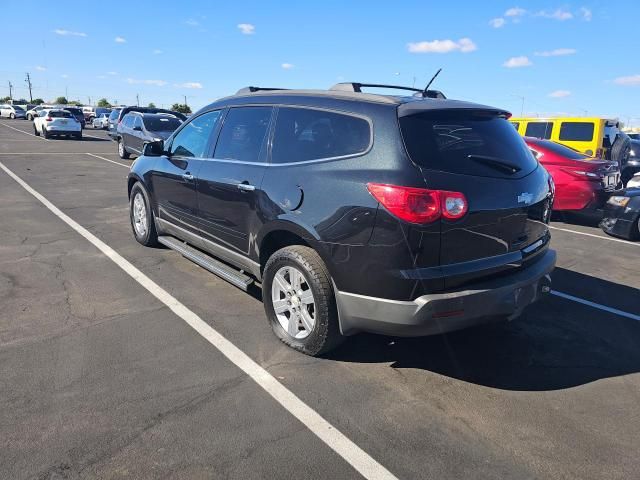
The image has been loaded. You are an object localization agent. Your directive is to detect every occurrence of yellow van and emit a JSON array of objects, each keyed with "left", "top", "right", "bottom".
[{"left": 510, "top": 117, "right": 623, "bottom": 160}]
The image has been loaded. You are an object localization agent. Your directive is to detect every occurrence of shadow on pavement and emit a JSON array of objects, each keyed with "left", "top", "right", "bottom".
[{"left": 328, "top": 268, "right": 640, "bottom": 391}]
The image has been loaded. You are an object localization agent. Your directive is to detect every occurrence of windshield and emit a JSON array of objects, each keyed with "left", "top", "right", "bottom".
[
  {"left": 143, "top": 116, "right": 182, "bottom": 132},
  {"left": 400, "top": 111, "right": 538, "bottom": 178},
  {"left": 13, "top": 106, "right": 25, "bottom": 111}
]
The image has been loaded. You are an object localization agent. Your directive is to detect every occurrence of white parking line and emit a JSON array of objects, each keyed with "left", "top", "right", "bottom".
[
  {"left": 549, "top": 225, "right": 639, "bottom": 247},
  {"left": 0, "top": 160, "right": 399, "bottom": 480},
  {"left": 85, "top": 152, "right": 131, "bottom": 168},
  {"left": 551, "top": 290, "right": 640, "bottom": 322},
  {"left": 0, "top": 122, "right": 48, "bottom": 141}
]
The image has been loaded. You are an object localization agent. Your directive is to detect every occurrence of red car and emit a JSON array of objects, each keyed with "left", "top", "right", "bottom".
[{"left": 524, "top": 138, "right": 620, "bottom": 211}]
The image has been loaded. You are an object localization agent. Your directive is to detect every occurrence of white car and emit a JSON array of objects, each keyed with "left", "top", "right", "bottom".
[
  {"left": 92, "top": 112, "right": 110, "bottom": 129},
  {"left": 33, "top": 109, "right": 82, "bottom": 139},
  {"left": 0, "top": 104, "right": 27, "bottom": 119}
]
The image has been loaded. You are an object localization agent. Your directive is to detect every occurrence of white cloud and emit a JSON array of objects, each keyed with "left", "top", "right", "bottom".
[
  {"left": 35, "top": 65, "right": 47, "bottom": 71},
  {"left": 107, "top": 71, "right": 118, "bottom": 76},
  {"left": 61, "top": 74, "right": 69, "bottom": 79},
  {"left": 549, "top": 90, "right": 571, "bottom": 98},
  {"left": 536, "top": 9, "right": 573, "bottom": 20},
  {"left": 177, "top": 82, "right": 203, "bottom": 89},
  {"left": 503, "top": 56, "right": 532, "bottom": 68},
  {"left": 407, "top": 38, "right": 477, "bottom": 54},
  {"left": 114, "top": 36, "right": 126, "bottom": 43},
  {"left": 53, "top": 29, "right": 87, "bottom": 37},
  {"left": 97, "top": 75, "right": 106, "bottom": 79},
  {"left": 534, "top": 48, "right": 577, "bottom": 57},
  {"left": 580, "top": 7, "right": 592, "bottom": 21},
  {"left": 613, "top": 74, "right": 640, "bottom": 86},
  {"left": 505, "top": 7, "right": 527, "bottom": 17},
  {"left": 489, "top": 17, "right": 506, "bottom": 28},
  {"left": 237, "top": 23, "right": 255, "bottom": 35},
  {"left": 152, "top": 49, "right": 163, "bottom": 55},
  {"left": 281, "top": 63, "right": 294, "bottom": 69},
  {"left": 126, "top": 78, "right": 167, "bottom": 87},
  {"left": 185, "top": 19, "right": 200, "bottom": 27}
]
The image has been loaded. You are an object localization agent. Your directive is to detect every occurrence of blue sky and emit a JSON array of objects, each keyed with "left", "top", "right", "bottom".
[{"left": 2, "top": 0, "right": 639, "bottom": 125}]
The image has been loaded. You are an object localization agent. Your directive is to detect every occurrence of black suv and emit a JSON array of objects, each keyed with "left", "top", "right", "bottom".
[
  {"left": 127, "top": 83, "right": 556, "bottom": 355},
  {"left": 63, "top": 107, "right": 86, "bottom": 129},
  {"left": 116, "top": 111, "right": 183, "bottom": 158}
]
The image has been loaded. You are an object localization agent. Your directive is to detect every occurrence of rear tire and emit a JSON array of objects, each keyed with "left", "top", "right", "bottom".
[
  {"left": 74, "top": 132, "right": 82, "bottom": 140},
  {"left": 263, "top": 245, "right": 344, "bottom": 356},
  {"left": 118, "top": 138, "right": 131, "bottom": 159},
  {"left": 9, "top": 113, "right": 15, "bottom": 119},
  {"left": 611, "top": 133, "right": 631, "bottom": 168},
  {"left": 129, "top": 182, "right": 158, "bottom": 247}
]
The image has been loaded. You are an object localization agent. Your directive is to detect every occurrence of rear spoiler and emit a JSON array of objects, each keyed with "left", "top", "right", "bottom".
[{"left": 398, "top": 100, "right": 511, "bottom": 118}]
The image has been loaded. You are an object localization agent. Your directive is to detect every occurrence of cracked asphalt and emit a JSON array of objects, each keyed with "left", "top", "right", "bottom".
[{"left": 1, "top": 118, "right": 639, "bottom": 479}]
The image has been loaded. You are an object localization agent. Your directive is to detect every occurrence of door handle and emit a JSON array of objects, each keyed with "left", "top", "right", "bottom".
[
  {"left": 237, "top": 183, "right": 255, "bottom": 192},
  {"left": 182, "top": 173, "right": 194, "bottom": 181}
]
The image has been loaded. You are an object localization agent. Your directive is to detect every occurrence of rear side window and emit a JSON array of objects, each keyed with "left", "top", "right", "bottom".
[
  {"left": 144, "top": 116, "right": 182, "bottom": 132},
  {"left": 271, "top": 107, "right": 371, "bottom": 164},
  {"left": 559, "top": 122, "right": 595, "bottom": 142},
  {"left": 214, "top": 107, "right": 272, "bottom": 163},
  {"left": 400, "top": 112, "right": 538, "bottom": 178},
  {"left": 525, "top": 122, "right": 554, "bottom": 139},
  {"left": 170, "top": 110, "right": 222, "bottom": 158}
]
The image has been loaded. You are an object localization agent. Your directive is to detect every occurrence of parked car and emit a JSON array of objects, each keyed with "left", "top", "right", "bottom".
[
  {"left": 61, "top": 107, "right": 86, "bottom": 129},
  {"left": 107, "top": 107, "right": 123, "bottom": 139},
  {"left": 511, "top": 117, "right": 630, "bottom": 166},
  {"left": 116, "top": 112, "right": 183, "bottom": 158},
  {"left": 83, "top": 106, "right": 112, "bottom": 123},
  {"left": 26, "top": 105, "right": 49, "bottom": 120},
  {"left": 92, "top": 112, "right": 111, "bottom": 129},
  {"left": 600, "top": 189, "right": 640, "bottom": 240},
  {"left": 525, "top": 138, "right": 620, "bottom": 211},
  {"left": 626, "top": 133, "right": 640, "bottom": 140},
  {"left": 0, "top": 104, "right": 26, "bottom": 119},
  {"left": 622, "top": 139, "right": 640, "bottom": 186},
  {"left": 33, "top": 109, "right": 82, "bottom": 139},
  {"left": 126, "top": 83, "right": 556, "bottom": 356}
]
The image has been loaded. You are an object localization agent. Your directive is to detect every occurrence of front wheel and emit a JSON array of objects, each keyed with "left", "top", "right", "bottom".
[
  {"left": 263, "top": 246, "right": 344, "bottom": 356},
  {"left": 129, "top": 182, "right": 158, "bottom": 246},
  {"left": 118, "top": 139, "right": 131, "bottom": 159},
  {"left": 9, "top": 113, "right": 15, "bottom": 119}
]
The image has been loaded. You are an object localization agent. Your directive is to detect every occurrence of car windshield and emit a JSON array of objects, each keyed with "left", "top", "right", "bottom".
[
  {"left": 143, "top": 116, "right": 182, "bottom": 132},
  {"left": 49, "top": 111, "right": 73, "bottom": 118},
  {"left": 13, "top": 106, "right": 25, "bottom": 111}
]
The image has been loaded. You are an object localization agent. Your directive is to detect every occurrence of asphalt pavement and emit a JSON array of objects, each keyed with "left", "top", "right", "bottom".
[{"left": 1, "top": 118, "right": 639, "bottom": 480}]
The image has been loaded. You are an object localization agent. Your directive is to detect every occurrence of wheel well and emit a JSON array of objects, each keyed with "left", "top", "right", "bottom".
[
  {"left": 259, "top": 230, "right": 310, "bottom": 272},
  {"left": 127, "top": 178, "right": 138, "bottom": 198}
]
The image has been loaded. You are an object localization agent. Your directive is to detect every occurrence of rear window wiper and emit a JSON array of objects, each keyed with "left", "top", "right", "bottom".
[{"left": 467, "top": 154, "right": 521, "bottom": 174}]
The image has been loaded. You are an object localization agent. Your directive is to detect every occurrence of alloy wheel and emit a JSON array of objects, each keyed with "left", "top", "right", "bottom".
[{"left": 271, "top": 266, "right": 316, "bottom": 339}]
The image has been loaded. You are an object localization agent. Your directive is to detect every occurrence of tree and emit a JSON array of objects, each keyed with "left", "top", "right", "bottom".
[
  {"left": 0, "top": 96, "right": 10, "bottom": 103},
  {"left": 147, "top": 102, "right": 156, "bottom": 108},
  {"left": 32, "top": 98, "right": 45, "bottom": 105},
  {"left": 67, "top": 100, "right": 82, "bottom": 106},
  {"left": 55, "top": 96, "right": 68, "bottom": 105},
  {"left": 14, "top": 98, "right": 29, "bottom": 104},
  {"left": 171, "top": 103, "right": 192, "bottom": 114},
  {"left": 97, "top": 98, "right": 111, "bottom": 108}
]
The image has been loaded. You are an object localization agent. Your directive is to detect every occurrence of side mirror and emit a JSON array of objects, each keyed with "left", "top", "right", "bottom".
[
  {"left": 142, "top": 140, "right": 165, "bottom": 157},
  {"left": 133, "top": 125, "right": 143, "bottom": 131}
]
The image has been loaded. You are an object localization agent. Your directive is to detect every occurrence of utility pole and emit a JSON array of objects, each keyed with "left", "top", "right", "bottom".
[
  {"left": 136, "top": 93, "right": 139, "bottom": 106},
  {"left": 25, "top": 73, "right": 33, "bottom": 102},
  {"left": 184, "top": 95, "right": 187, "bottom": 107},
  {"left": 8, "top": 81, "right": 13, "bottom": 101},
  {"left": 88, "top": 96, "right": 92, "bottom": 106},
  {"left": 65, "top": 86, "right": 68, "bottom": 100}
]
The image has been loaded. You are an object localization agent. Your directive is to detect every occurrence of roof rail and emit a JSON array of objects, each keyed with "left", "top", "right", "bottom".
[
  {"left": 236, "top": 86, "right": 288, "bottom": 95},
  {"left": 330, "top": 82, "right": 446, "bottom": 99}
]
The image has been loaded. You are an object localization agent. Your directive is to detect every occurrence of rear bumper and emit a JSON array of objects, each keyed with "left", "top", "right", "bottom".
[
  {"left": 335, "top": 248, "right": 556, "bottom": 336},
  {"left": 46, "top": 129, "right": 80, "bottom": 135}
]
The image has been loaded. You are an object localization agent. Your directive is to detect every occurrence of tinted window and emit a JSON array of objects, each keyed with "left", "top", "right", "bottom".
[
  {"left": 133, "top": 116, "right": 143, "bottom": 128},
  {"left": 49, "top": 111, "right": 72, "bottom": 118},
  {"left": 122, "top": 114, "right": 134, "bottom": 127},
  {"left": 271, "top": 107, "right": 370, "bottom": 164},
  {"left": 559, "top": 122, "right": 595, "bottom": 142},
  {"left": 144, "top": 116, "right": 182, "bottom": 132},
  {"left": 170, "top": 110, "right": 222, "bottom": 158},
  {"left": 108, "top": 110, "right": 119, "bottom": 121},
  {"left": 13, "top": 106, "right": 25, "bottom": 111},
  {"left": 400, "top": 112, "right": 538, "bottom": 178},
  {"left": 214, "top": 107, "right": 272, "bottom": 163},
  {"left": 530, "top": 140, "right": 588, "bottom": 159},
  {"left": 628, "top": 133, "right": 640, "bottom": 140},
  {"left": 525, "top": 122, "right": 554, "bottom": 139}
]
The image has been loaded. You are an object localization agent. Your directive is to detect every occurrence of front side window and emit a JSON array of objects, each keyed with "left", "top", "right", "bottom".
[
  {"left": 525, "top": 122, "right": 554, "bottom": 139},
  {"left": 170, "top": 110, "right": 222, "bottom": 158},
  {"left": 214, "top": 107, "right": 272, "bottom": 163},
  {"left": 144, "top": 116, "right": 182, "bottom": 132},
  {"left": 271, "top": 107, "right": 371, "bottom": 164},
  {"left": 133, "top": 116, "right": 143, "bottom": 129},
  {"left": 559, "top": 122, "right": 595, "bottom": 142}
]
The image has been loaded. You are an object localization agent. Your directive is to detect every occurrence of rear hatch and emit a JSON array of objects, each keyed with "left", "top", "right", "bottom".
[{"left": 399, "top": 107, "right": 552, "bottom": 288}]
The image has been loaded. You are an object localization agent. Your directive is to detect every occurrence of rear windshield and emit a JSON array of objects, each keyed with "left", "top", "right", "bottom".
[
  {"left": 530, "top": 140, "right": 589, "bottom": 159},
  {"left": 13, "top": 105, "right": 25, "bottom": 111},
  {"left": 65, "top": 108, "right": 82, "bottom": 115},
  {"left": 400, "top": 112, "right": 538, "bottom": 178},
  {"left": 143, "top": 116, "right": 182, "bottom": 132},
  {"left": 525, "top": 122, "right": 553, "bottom": 139},
  {"left": 50, "top": 111, "right": 72, "bottom": 118},
  {"left": 559, "top": 122, "right": 595, "bottom": 142}
]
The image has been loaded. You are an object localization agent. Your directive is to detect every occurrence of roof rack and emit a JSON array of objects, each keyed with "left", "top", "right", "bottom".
[
  {"left": 330, "top": 82, "right": 446, "bottom": 99},
  {"left": 236, "top": 86, "right": 288, "bottom": 95}
]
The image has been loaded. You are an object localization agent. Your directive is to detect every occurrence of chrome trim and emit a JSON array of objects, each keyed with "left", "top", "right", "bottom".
[{"left": 156, "top": 218, "right": 261, "bottom": 279}]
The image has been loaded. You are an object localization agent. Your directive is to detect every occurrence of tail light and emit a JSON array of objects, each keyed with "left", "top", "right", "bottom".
[
  {"left": 45, "top": 117, "right": 53, "bottom": 122},
  {"left": 367, "top": 183, "right": 467, "bottom": 224},
  {"left": 561, "top": 168, "right": 602, "bottom": 180}
]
